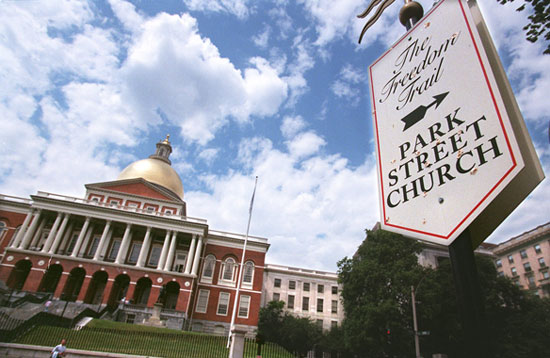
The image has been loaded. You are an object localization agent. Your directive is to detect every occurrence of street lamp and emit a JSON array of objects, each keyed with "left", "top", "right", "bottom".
[{"left": 411, "top": 285, "right": 421, "bottom": 358}]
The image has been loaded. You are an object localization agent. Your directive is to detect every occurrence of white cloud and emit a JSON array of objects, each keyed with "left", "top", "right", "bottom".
[
  {"left": 281, "top": 115, "right": 307, "bottom": 138},
  {"left": 198, "top": 148, "right": 220, "bottom": 164},
  {"left": 287, "top": 131, "right": 326, "bottom": 159},
  {"left": 121, "top": 12, "right": 288, "bottom": 144},
  {"left": 283, "top": 33, "right": 316, "bottom": 105},
  {"left": 183, "top": 0, "right": 251, "bottom": 19},
  {"left": 108, "top": 0, "right": 144, "bottom": 33},
  {"left": 252, "top": 27, "right": 271, "bottom": 48},
  {"left": 186, "top": 135, "right": 379, "bottom": 271},
  {"left": 331, "top": 64, "right": 366, "bottom": 105}
]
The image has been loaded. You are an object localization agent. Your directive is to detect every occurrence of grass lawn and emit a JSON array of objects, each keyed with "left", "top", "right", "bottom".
[{"left": 15, "top": 319, "right": 294, "bottom": 358}]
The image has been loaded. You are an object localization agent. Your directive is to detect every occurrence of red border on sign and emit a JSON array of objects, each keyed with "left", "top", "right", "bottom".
[{"left": 370, "top": 0, "right": 518, "bottom": 240}]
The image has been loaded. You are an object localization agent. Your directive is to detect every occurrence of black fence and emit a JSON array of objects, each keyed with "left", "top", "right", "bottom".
[{"left": 4, "top": 323, "right": 294, "bottom": 358}]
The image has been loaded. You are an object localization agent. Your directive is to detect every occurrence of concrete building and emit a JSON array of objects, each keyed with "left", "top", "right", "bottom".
[
  {"left": 0, "top": 136, "right": 268, "bottom": 336},
  {"left": 261, "top": 264, "right": 344, "bottom": 331},
  {"left": 491, "top": 222, "right": 550, "bottom": 298}
]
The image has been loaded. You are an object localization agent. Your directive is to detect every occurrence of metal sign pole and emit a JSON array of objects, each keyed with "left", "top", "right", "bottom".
[{"left": 448, "top": 230, "right": 491, "bottom": 358}]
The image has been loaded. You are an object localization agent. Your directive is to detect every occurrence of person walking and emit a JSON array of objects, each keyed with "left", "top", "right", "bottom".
[{"left": 51, "top": 339, "right": 67, "bottom": 358}]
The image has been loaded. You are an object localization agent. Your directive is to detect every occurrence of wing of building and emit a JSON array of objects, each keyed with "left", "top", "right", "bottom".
[{"left": 0, "top": 136, "right": 268, "bottom": 336}]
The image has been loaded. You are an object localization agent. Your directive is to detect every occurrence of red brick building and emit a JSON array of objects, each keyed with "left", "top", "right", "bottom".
[{"left": 0, "top": 136, "right": 268, "bottom": 336}]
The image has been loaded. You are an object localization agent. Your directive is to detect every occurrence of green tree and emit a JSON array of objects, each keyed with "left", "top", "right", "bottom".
[
  {"left": 337, "top": 229, "right": 425, "bottom": 357},
  {"left": 257, "top": 300, "right": 322, "bottom": 357},
  {"left": 416, "top": 254, "right": 550, "bottom": 357},
  {"left": 498, "top": 0, "right": 550, "bottom": 54}
]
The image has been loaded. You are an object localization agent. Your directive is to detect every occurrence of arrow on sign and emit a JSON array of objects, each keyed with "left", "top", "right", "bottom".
[{"left": 401, "top": 92, "right": 449, "bottom": 131}]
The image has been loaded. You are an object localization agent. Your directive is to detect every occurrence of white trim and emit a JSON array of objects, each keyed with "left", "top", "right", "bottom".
[{"left": 196, "top": 282, "right": 261, "bottom": 295}]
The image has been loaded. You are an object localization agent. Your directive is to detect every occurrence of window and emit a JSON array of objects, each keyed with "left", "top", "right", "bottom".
[
  {"left": 173, "top": 252, "right": 188, "bottom": 272},
  {"left": 316, "top": 319, "right": 323, "bottom": 328},
  {"left": 331, "top": 300, "right": 338, "bottom": 314},
  {"left": 331, "top": 321, "right": 338, "bottom": 329},
  {"left": 242, "top": 261, "right": 254, "bottom": 287},
  {"left": 0, "top": 221, "right": 6, "bottom": 242},
  {"left": 287, "top": 295, "right": 295, "bottom": 309},
  {"left": 543, "top": 271, "right": 550, "bottom": 279},
  {"left": 109, "top": 199, "right": 120, "bottom": 206},
  {"left": 87, "top": 236, "right": 101, "bottom": 257},
  {"left": 520, "top": 250, "right": 528, "bottom": 259},
  {"left": 164, "top": 209, "right": 174, "bottom": 215},
  {"left": 127, "top": 202, "right": 139, "bottom": 211},
  {"left": 511, "top": 267, "right": 517, "bottom": 276},
  {"left": 495, "top": 259, "right": 502, "bottom": 268},
  {"left": 528, "top": 275, "right": 535, "bottom": 285},
  {"left": 514, "top": 279, "right": 521, "bottom": 286},
  {"left": 220, "top": 258, "right": 237, "bottom": 282},
  {"left": 202, "top": 255, "right": 216, "bottom": 282},
  {"left": 302, "top": 297, "right": 309, "bottom": 311},
  {"left": 539, "top": 258, "right": 546, "bottom": 268},
  {"left": 318, "top": 284, "right": 324, "bottom": 294},
  {"left": 65, "top": 233, "right": 79, "bottom": 254},
  {"left": 303, "top": 282, "right": 310, "bottom": 292},
  {"left": 498, "top": 271, "right": 505, "bottom": 277},
  {"left": 195, "top": 289, "right": 209, "bottom": 313},
  {"left": 148, "top": 245, "right": 162, "bottom": 267},
  {"left": 217, "top": 292, "right": 230, "bottom": 316},
  {"left": 289, "top": 280, "right": 296, "bottom": 290},
  {"left": 127, "top": 242, "right": 142, "bottom": 264},
  {"left": 273, "top": 293, "right": 280, "bottom": 301},
  {"left": 508, "top": 255, "right": 514, "bottom": 264},
  {"left": 108, "top": 239, "right": 122, "bottom": 261},
  {"left": 238, "top": 295, "right": 251, "bottom": 318},
  {"left": 534, "top": 244, "right": 541, "bottom": 254},
  {"left": 332, "top": 286, "right": 338, "bottom": 295},
  {"left": 90, "top": 196, "right": 101, "bottom": 203},
  {"left": 317, "top": 298, "right": 323, "bottom": 313},
  {"left": 145, "top": 206, "right": 155, "bottom": 213},
  {"left": 524, "top": 262, "right": 532, "bottom": 272},
  {"left": 274, "top": 278, "right": 281, "bottom": 288}
]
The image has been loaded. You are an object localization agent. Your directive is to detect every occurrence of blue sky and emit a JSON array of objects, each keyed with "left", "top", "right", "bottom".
[{"left": 1, "top": 0, "right": 549, "bottom": 271}]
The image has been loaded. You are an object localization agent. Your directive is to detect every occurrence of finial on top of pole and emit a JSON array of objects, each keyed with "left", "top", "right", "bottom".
[
  {"left": 357, "top": 0, "right": 424, "bottom": 44},
  {"left": 399, "top": 1, "right": 424, "bottom": 30}
]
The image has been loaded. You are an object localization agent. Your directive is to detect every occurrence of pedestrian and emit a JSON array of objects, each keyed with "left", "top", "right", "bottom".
[
  {"left": 44, "top": 300, "right": 52, "bottom": 312},
  {"left": 50, "top": 339, "right": 67, "bottom": 358}
]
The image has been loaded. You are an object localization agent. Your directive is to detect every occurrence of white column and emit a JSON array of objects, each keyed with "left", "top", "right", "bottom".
[
  {"left": 184, "top": 235, "right": 197, "bottom": 274},
  {"left": 58, "top": 221, "right": 74, "bottom": 254},
  {"left": 94, "top": 221, "right": 111, "bottom": 260},
  {"left": 29, "top": 218, "right": 46, "bottom": 250},
  {"left": 191, "top": 235, "right": 203, "bottom": 276},
  {"left": 136, "top": 227, "right": 152, "bottom": 268},
  {"left": 42, "top": 212, "right": 63, "bottom": 253},
  {"left": 71, "top": 217, "right": 91, "bottom": 257},
  {"left": 79, "top": 223, "right": 95, "bottom": 257},
  {"left": 19, "top": 209, "right": 42, "bottom": 249},
  {"left": 115, "top": 224, "right": 132, "bottom": 264},
  {"left": 11, "top": 211, "right": 33, "bottom": 248},
  {"left": 49, "top": 213, "right": 70, "bottom": 254},
  {"left": 157, "top": 231, "right": 171, "bottom": 270},
  {"left": 164, "top": 231, "right": 178, "bottom": 271},
  {"left": 100, "top": 228, "right": 114, "bottom": 258}
]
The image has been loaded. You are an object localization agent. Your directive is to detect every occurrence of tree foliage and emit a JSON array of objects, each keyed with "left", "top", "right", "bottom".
[
  {"left": 338, "top": 229, "right": 550, "bottom": 357},
  {"left": 257, "top": 300, "right": 322, "bottom": 357},
  {"left": 337, "top": 229, "right": 425, "bottom": 357},
  {"left": 498, "top": 0, "right": 550, "bottom": 54}
]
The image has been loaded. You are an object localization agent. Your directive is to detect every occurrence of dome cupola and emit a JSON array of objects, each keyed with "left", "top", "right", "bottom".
[{"left": 117, "top": 135, "right": 184, "bottom": 199}]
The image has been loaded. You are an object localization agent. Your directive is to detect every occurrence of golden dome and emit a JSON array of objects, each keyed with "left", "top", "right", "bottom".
[{"left": 117, "top": 159, "right": 184, "bottom": 199}]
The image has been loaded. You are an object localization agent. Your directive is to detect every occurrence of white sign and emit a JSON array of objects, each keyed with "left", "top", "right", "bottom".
[{"left": 369, "top": 0, "right": 543, "bottom": 246}]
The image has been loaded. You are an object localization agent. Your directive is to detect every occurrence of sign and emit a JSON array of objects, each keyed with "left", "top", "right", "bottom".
[{"left": 369, "top": 0, "right": 543, "bottom": 247}]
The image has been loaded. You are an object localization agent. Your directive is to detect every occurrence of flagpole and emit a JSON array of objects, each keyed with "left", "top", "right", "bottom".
[{"left": 227, "top": 176, "right": 258, "bottom": 349}]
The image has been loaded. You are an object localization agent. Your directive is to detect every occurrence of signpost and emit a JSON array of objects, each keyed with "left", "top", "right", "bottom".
[
  {"left": 369, "top": 0, "right": 543, "bottom": 249},
  {"left": 365, "top": 0, "right": 544, "bottom": 356}
]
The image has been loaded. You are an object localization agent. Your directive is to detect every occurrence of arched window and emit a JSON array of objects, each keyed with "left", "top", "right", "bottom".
[
  {"left": 220, "top": 257, "right": 237, "bottom": 284},
  {"left": 242, "top": 261, "right": 255, "bottom": 288},
  {"left": 201, "top": 255, "right": 216, "bottom": 283}
]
